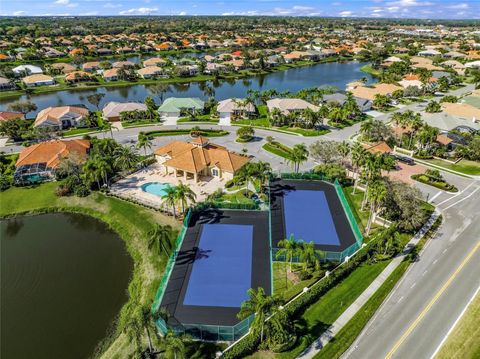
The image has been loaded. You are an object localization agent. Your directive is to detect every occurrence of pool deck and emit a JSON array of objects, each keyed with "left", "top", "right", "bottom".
[{"left": 110, "top": 163, "right": 224, "bottom": 210}]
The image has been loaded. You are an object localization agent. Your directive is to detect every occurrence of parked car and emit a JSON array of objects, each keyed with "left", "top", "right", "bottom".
[{"left": 394, "top": 154, "right": 415, "bottom": 165}]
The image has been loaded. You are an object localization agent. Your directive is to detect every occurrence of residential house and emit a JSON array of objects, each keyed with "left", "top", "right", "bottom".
[
  {"left": 112, "top": 61, "right": 136, "bottom": 68},
  {"left": 143, "top": 57, "right": 167, "bottom": 67},
  {"left": 137, "top": 66, "right": 165, "bottom": 79},
  {"left": 0, "top": 77, "right": 15, "bottom": 90},
  {"left": 65, "top": 71, "right": 95, "bottom": 83},
  {"left": 103, "top": 68, "right": 120, "bottom": 81},
  {"left": 422, "top": 112, "right": 480, "bottom": 132},
  {"left": 321, "top": 93, "right": 372, "bottom": 112},
  {"left": 205, "top": 62, "right": 227, "bottom": 74},
  {"left": 34, "top": 106, "right": 89, "bottom": 129},
  {"left": 0, "top": 111, "right": 24, "bottom": 122},
  {"left": 14, "top": 139, "right": 90, "bottom": 183},
  {"left": 441, "top": 102, "right": 480, "bottom": 122},
  {"left": 44, "top": 48, "right": 65, "bottom": 58},
  {"left": 102, "top": 101, "right": 148, "bottom": 122},
  {"left": 464, "top": 61, "right": 480, "bottom": 69},
  {"left": 418, "top": 49, "right": 441, "bottom": 57},
  {"left": 154, "top": 136, "right": 250, "bottom": 182},
  {"left": 50, "top": 63, "right": 76, "bottom": 74},
  {"left": 12, "top": 64, "right": 43, "bottom": 76},
  {"left": 22, "top": 74, "right": 55, "bottom": 87},
  {"left": 266, "top": 98, "right": 319, "bottom": 114},
  {"left": 158, "top": 97, "right": 205, "bottom": 118},
  {"left": 362, "top": 142, "right": 392, "bottom": 154},
  {"left": 217, "top": 98, "right": 256, "bottom": 120},
  {"left": 82, "top": 61, "right": 101, "bottom": 72},
  {"left": 443, "top": 51, "right": 466, "bottom": 59},
  {"left": 349, "top": 83, "right": 402, "bottom": 101}
]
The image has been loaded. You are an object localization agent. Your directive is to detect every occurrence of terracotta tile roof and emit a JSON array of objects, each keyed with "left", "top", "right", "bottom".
[
  {"left": 362, "top": 141, "right": 392, "bottom": 154},
  {"left": 22, "top": 74, "right": 54, "bottom": 84},
  {"left": 441, "top": 102, "right": 480, "bottom": 120},
  {"left": 436, "top": 134, "right": 453, "bottom": 145},
  {"left": 154, "top": 139, "right": 249, "bottom": 174},
  {"left": 34, "top": 106, "right": 89, "bottom": 127},
  {"left": 65, "top": 71, "right": 94, "bottom": 82},
  {"left": 16, "top": 139, "right": 90, "bottom": 168},
  {"left": 0, "top": 111, "right": 25, "bottom": 122}
]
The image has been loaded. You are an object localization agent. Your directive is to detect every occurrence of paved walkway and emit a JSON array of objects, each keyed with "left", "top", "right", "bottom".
[{"left": 297, "top": 211, "right": 440, "bottom": 359}]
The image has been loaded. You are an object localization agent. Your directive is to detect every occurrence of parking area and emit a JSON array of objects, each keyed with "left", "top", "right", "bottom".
[{"left": 384, "top": 161, "right": 426, "bottom": 184}]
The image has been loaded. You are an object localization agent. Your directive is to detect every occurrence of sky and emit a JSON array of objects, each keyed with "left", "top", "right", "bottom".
[{"left": 1, "top": 0, "right": 479, "bottom": 19}]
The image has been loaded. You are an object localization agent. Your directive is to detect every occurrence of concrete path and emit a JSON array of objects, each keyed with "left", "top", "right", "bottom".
[{"left": 297, "top": 211, "right": 441, "bottom": 359}]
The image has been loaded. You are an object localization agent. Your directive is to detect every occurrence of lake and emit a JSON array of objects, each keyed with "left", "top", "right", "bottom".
[
  {"left": 0, "top": 61, "right": 373, "bottom": 116},
  {"left": 0, "top": 213, "right": 133, "bottom": 359}
]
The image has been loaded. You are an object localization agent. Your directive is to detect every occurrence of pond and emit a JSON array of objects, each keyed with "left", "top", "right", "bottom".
[
  {"left": 0, "top": 61, "right": 373, "bottom": 116},
  {"left": 0, "top": 212, "right": 133, "bottom": 359}
]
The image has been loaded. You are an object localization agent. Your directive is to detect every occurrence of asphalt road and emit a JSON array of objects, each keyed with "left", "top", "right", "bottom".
[{"left": 342, "top": 180, "right": 480, "bottom": 359}]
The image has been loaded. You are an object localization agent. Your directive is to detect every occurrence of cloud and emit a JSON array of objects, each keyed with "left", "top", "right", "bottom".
[
  {"left": 53, "top": 0, "right": 78, "bottom": 8},
  {"left": 387, "top": 0, "right": 433, "bottom": 7},
  {"left": 446, "top": 3, "right": 469, "bottom": 9},
  {"left": 119, "top": 7, "right": 158, "bottom": 15},
  {"left": 13, "top": 10, "right": 26, "bottom": 16},
  {"left": 178, "top": 11, "right": 187, "bottom": 15},
  {"left": 339, "top": 10, "right": 354, "bottom": 17},
  {"left": 80, "top": 11, "right": 99, "bottom": 15},
  {"left": 222, "top": 5, "right": 321, "bottom": 16}
]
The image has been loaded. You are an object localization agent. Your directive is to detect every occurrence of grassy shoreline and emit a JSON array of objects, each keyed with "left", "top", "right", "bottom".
[{"left": 0, "top": 182, "right": 180, "bottom": 359}]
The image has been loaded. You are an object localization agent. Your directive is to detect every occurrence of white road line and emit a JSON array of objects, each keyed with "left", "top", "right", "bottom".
[
  {"left": 429, "top": 191, "right": 443, "bottom": 203},
  {"left": 398, "top": 296, "right": 404, "bottom": 303},
  {"left": 443, "top": 187, "right": 480, "bottom": 211},
  {"left": 411, "top": 282, "right": 416, "bottom": 289},
  {"left": 433, "top": 259, "right": 438, "bottom": 265},
  {"left": 442, "top": 249, "right": 448, "bottom": 254},
  {"left": 422, "top": 270, "right": 428, "bottom": 276},
  {"left": 429, "top": 284, "right": 480, "bottom": 359},
  {"left": 436, "top": 182, "right": 475, "bottom": 206}
]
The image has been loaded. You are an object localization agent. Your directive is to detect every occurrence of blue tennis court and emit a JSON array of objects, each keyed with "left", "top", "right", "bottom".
[
  {"left": 284, "top": 189, "right": 340, "bottom": 246},
  {"left": 183, "top": 224, "right": 253, "bottom": 308}
]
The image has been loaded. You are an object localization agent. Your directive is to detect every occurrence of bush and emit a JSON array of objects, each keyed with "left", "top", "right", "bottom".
[
  {"left": 0, "top": 175, "right": 13, "bottom": 192},
  {"left": 74, "top": 184, "right": 91, "bottom": 197},
  {"left": 224, "top": 179, "right": 235, "bottom": 188}
]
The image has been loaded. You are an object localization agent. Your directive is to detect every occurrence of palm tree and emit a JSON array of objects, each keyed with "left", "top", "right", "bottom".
[
  {"left": 288, "top": 143, "right": 309, "bottom": 173},
  {"left": 407, "top": 113, "right": 423, "bottom": 149},
  {"left": 139, "top": 306, "right": 158, "bottom": 355},
  {"left": 162, "top": 186, "right": 178, "bottom": 217},
  {"left": 276, "top": 234, "right": 302, "bottom": 273},
  {"left": 237, "top": 287, "right": 281, "bottom": 343},
  {"left": 81, "top": 160, "right": 102, "bottom": 189},
  {"left": 95, "top": 158, "right": 111, "bottom": 187},
  {"left": 137, "top": 132, "right": 153, "bottom": 157},
  {"left": 99, "top": 120, "right": 116, "bottom": 139},
  {"left": 86, "top": 93, "right": 105, "bottom": 111},
  {"left": 350, "top": 142, "right": 366, "bottom": 194},
  {"left": 366, "top": 180, "right": 387, "bottom": 235},
  {"left": 148, "top": 224, "right": 175, "bottom": 256},
  {"left": 360, "top": 152, "right": 382, "bottom": 211},
  {"left": 338, "top": 141, "right": 350, "bottom": 166},
  {"left": 175, "top": 182, "right": 196, "bottom": 214},
  {"left": 161, "top": 331, "right": 187, "bottom": 359},
  {"left": 114, "top": 145, "right": 139, "bottom": 171},
  {"left": 299, "top": 241, "right": 320, "bottom": 271}
]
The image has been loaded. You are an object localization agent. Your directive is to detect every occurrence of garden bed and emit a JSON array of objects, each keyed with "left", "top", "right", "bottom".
[{"left": 262, "top": 141, "right": 294, "bottom": 160}]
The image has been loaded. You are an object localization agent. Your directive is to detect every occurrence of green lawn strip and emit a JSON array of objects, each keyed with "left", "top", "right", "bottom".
[
  {"left": 122, "top": 120, "right": 160, "bottom": 128},
  {"left": 219, "top": 191, "right": 256, "bottom": 205},
  {"left": 411, "top": 174, "right": 458, "bottom": 192},
  {"left": 435, "top": 293, "right": 480, "bottom": 359},
  {"left": 62, "top": 127, "right": 102, "bottom": 137},
  {"left": 246, "top": 260, "right": 391, "bottom": 359},
  {"left": 417, "top": 158, "right": 480, "bottom": 176},
  {"left": 313, "top": 259, "right": 411, "bottom": 359},
  {"left": 0, "top": 183, "right": 180, "bottom": 357},
  {"left": 341, "top": 186, "right": 368, "bottom": 233},
  {"left": 144, "top": 128, "right": 229, "bottom": 138},
  {"left": 360, "top": 64, "right": 381, "bottom": 77},
  {"left": 262, "top": 142, "right": 294, "bottom": 160},
  {"left": 278, "top": 126, "right": 330, "bottom": 136},
  {"left": 273, "top": 262, "right": 324, "bottom": 301}
]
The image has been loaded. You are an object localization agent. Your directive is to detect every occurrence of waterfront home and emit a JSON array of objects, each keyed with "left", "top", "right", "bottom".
[
  {"left": 205, "top": 62, "right": 227, "bottom": 74},
  {"left": 422, "top": 112, "right": 480, "bottom": 132},
  {"left": 34, "top": 106, "right": 89, "bottom": 129},
  {"left": 82, "top": 61, "right": 101, "bottom": 72},
  {"left": 217, "top": 98, "right": 256, "bottom": 120},
  {"left": 143, "top": 57, "right": 167, "bottom": 67},
  {"left": 12, "top": 64, "right": 43, "bottom": 76},
  {"left": 0, "top": 77, "right": 15, "bottom": 91},
  {"left": 50, "top": 63, "right": 76, "bottom": 74},
  {"left": 22, "top": 74, "right": 55, "bottom": 87},
  {"left": 441, "top": 60, "right": 465, "bottom": 74},
  {"left": 137, "top": 66, "right": 165, "bottom": 79},
  {"left": 321, "top": 93, "right": 372, "bottom": 112},
  {"left": 154, "top": 136, "right": 250, "bottom": 182},
  {"left": 418, "top": 49, "right": 441, "bottom": 57},
  {"left": 103, "top": 68, "right": 120, "bottom": 81},
  {"left": 14, "top": 139, "right": 90, "bottom": 183},
  {"left": 0, "top": 111, "right": 24, "bottom": 122},
  {"left": 349, "top": 83, "right": 402, "bottom": 102},
  {"left": 158, "top": 97, "right": 205, "bottom": 119},
  {"left": 464, "top": 61, "right": 480, "bottom": 69},
  {"left": 112, "top": 61, "right": 136, "bottom": 69},
  {"left": 65, "top": 71, "right": 95, "bottom": 83},
  {"left": 266, "top": 98, "right": 319, "bottom": 115},
  {"left": 44, "top": 48, "right": 65, "bottom": 58},
  {"left": 102, "top": 102, "right": 148, "bottom": 122}
]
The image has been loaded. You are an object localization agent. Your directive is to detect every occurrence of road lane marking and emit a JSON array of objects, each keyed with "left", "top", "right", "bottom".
[
  {"left": 442, "top": 186, "right": 480, "bottom": 211},
  {"left": 442, "top": 249, "right": 447, "bottom": 254},
  {"left": 429, "top": 191, "right": 443, "bottom": 203},
  {"left": 422, "top": 270, "right": 428, "bottom": 276},
  {"left": 385, "top": 241, "right": 480, "bottom": 359},
  {"left": 429, "top": 284, "right": 480, "bottom": 359},
  {"left": 410, "top": 283, "right": 416, "bottom": 289},
  {"left": 433, "top": 259, "right": 438, "bottom": 264},
  {"left": 436, "top": 182, "right": 475, "bottom": 206}
]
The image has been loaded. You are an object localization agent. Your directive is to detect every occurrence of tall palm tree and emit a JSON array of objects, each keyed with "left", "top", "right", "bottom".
[
  {"left": 276, "top": 234, "right": 302, "bottom": 273},
  {"left": 148, "top": 224, "right": 175, "bottom": 256},
  {"left": 175, "top": 182, "right": 196, "bottom": 214},
  {"left": 350, "top": 142, "right": 366, "bottom": 194},
  {"left": 162, "top": 186, "right": 178, "bottom": 217},
  {"left": 137, "top": 132, "right": 153, "bottom": 157},
  {"left": 161, "top": 331, "right": 187, "bottom": 359},
  {"left": 338, "top": 141, "right": 351, "bottom": 166},
  {"left": 95, "top": 158, "right": 111, "bottom": 187},
  {"left": 366, "top": 180, "right": 387, "bottom": 235},
  {"left": 114, "top": 145, "right": 139, "bottom": 171},
  {"left": 360, "top": 152, "right": 382, "bottom": 211},
  {"left": 288, "top": 143, "right": 309, "bottom": 173},
  {"left": 299, "top": 241, "right": 320, "bottom": 271},
  {"left": 81, "top": 160, "right": 101, "bottom": 189},
  {"left": 99, "top": 120, "right": 116, "bottom": 139},
  {"left": 237, "top": 287, "right": 281, "bottom": 343}
]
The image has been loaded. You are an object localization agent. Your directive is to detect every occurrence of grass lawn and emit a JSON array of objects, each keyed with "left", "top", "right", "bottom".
[
  {"left": 262, "top": 142, "right": 294, "bottom": 161},
  {"left": 436, "top": 293, "right": 480, "bottom": 359},
  {"left": 144, "top": 128, "right": 229, "bottom": 138},
  {"left": 122, "top": 120, "right": 160, "bottom": 128},
  {"left": 62, "top": 127, "right": 101, "bottom": 137},
  {"left": 314, "top": 259, "right": 411, "bottom": 359},
  {"left": 421, "top": 158, "right": 480, "bottom": 176},
  {"left": 235, "top": 117, "right": 272, "bottom": 127},
  {"left": 0, "top": 182, "right": 183, "bottom": 359},
  {"left": 360, "top": 64, "right": 381, "bottom": 77},
  {"left": 246, "top": 260, "right": 391, "bottom": 359},
  {"left": 278, "top": 126, "right": 330, "bottom": 136},
  {"left": 341, "top": 185, "right": 372, "bottom": 235},
  {"left": 273, "top": 262, "right": 324, "bottom": 302},
  {"left": 218, "top": 190, "right": 256, "bottom": 205}
]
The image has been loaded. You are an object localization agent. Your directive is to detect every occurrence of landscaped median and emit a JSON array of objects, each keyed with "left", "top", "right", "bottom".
[
  {"left": 143, "top": 127, "right": 229, "bottom": 138},
  {"left": 0, "top": 182, "right": 180, "bottom": 359},
  {"left": 262, "top": 140, "right": 294, "bottom": 160},
  {"left": 411, "top": 169, "right": 458, "bottom": 192}
]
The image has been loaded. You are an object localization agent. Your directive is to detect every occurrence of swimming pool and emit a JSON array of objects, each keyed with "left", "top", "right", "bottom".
[{"left": 141, "top": 182, "right": 175, "bottom": 197}]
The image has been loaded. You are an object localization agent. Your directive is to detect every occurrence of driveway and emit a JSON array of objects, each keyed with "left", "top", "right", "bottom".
[{"left": 385, "top": 162, "right": 426, "bottom": 184}]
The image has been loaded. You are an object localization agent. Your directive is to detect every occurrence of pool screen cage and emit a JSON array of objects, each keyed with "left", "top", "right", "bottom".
[
  {"left": 13, "top": 163, "right": 53, "bottom": 184},
  {"left": 269, "top": 172, "right": 364, "bottom": 263}
]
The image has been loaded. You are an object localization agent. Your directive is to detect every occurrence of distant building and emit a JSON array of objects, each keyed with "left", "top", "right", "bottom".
[
  {"left": 102, "top": 101, "right": 148, "bottom": 122},
  {"left": 266, "top": 98, "right": 319, "bottom": 115},
  {"left": 158, "top": 97, "right": 205, "bottom": 118},
  {"left": 217, "top": 98, "right": 256, "bottom": 120}
]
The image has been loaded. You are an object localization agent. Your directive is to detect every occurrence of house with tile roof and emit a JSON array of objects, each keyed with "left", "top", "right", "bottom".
[
  {"left": 22, "top": 74, "right": 55, "bottom": 87},
  {"left": 266, "top": 98, "right": 319, "bottom": 115},
  {"left": 158, "top": 97, "right": 205, "bottom": 119},
  {"left": 154, "top": 136, "right": 250, "bottom": 182},
  {"left": 14, "top": 139, "right": 90, "bottom": 183},
  {"left": 102, "top": 101, "right": 148, "bottom": 122},
  {"left": 34, "top": 106, "right": 89, "bottom": 129},
  {"left": 0, "top": 111, "right": 24, "bottom": 122}
]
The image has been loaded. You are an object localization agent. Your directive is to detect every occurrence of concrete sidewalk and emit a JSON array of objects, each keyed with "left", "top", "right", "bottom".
[{"left": 297, "top": 211, "right": 440, "bottom": 359}]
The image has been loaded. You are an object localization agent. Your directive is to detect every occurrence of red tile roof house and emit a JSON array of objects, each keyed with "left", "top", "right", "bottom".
[
  {"left": 0, "top": 111, "right": 25, "bottom": 122},
  {"left": 34, "top": 106, "right": 89, "bottom": 130},
  {"left": 22, "top": 74, "right": 55, "bottom": 87},
  {"left": 14, "top": 139, "right": 90, "bottom": 184}
]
